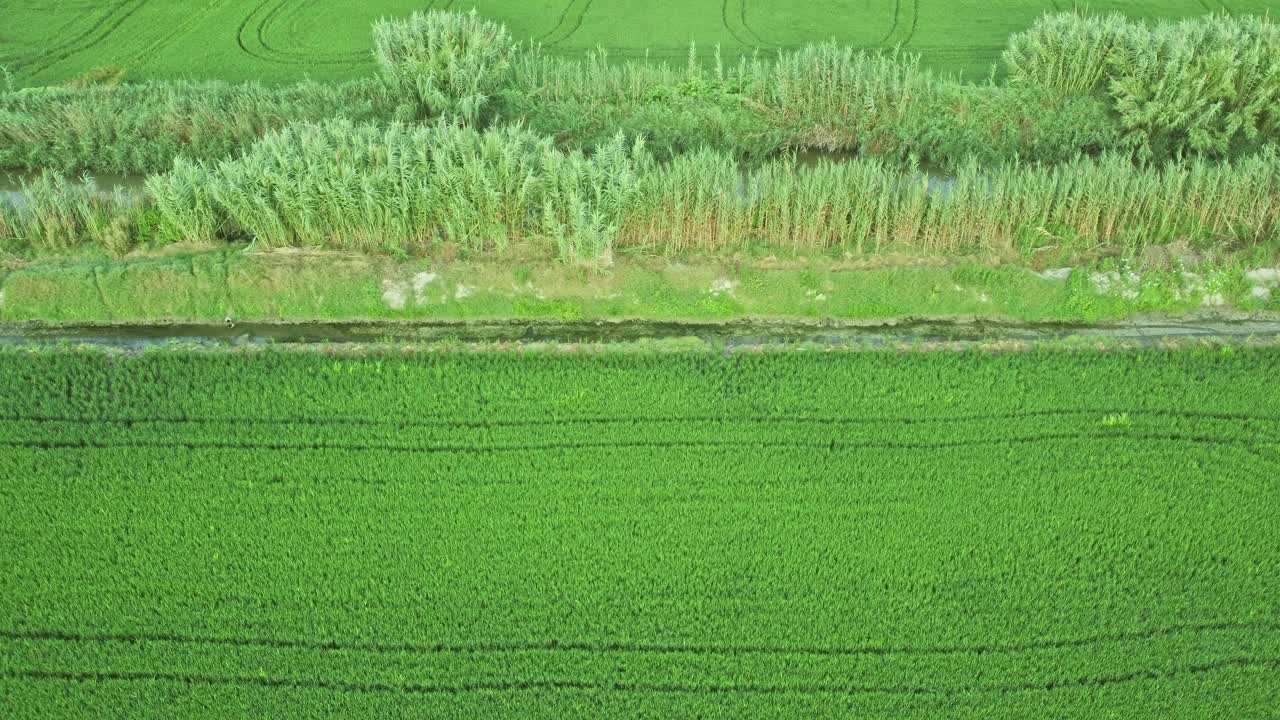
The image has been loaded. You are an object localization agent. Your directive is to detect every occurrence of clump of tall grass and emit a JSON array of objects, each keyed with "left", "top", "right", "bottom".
[
  {"left": 1004, "top": 12, "right": 1136, "bottom": 95},
  {"left": 617, "top": 151, "right": 1280, "bottom": 256},
  {"left": 147, "top": 120, "right": 649, "bottom": 262},
  {"left": 373, "top": 9, "right": 514, "bottom": 125},
  {"left": 508, "top": 46, "right": 719, "bottom": 104},
  {"left": 498, "top": 44, "right": 777, "bottom": 159},
  {"left": 0, "top": 79, "right": 395, "bottom": 174},
  {"left": 1005, "top": 12, "right": 1280, "bottom": 159},
  {"left": 501, "top": 39, "right": 1119, "bottom": 167},
  {"left": 501, "top": 42, "right": 942, "bottom": 161},
  {"left": 744, "top": 44, "right": 932, "bottom": 154},
  {"left": 0, "top": 173, "right": 147, "bottom": 255}
]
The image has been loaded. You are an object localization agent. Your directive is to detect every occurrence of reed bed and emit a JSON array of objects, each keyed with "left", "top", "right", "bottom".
[
  {"left": 6, "top": 11, "right": 1280, "bottom": 176},
  {"left": 0, "top": 79, "right": 395, "bottom": 174},
  {"left": 146, "top": 120, "right": 651, "bottom": 261},
  {"left": 141, "top": 121, "right": 1280, "bottom": 261},
  {"left": 0, "top": 173, "right": 149, "bottom": 255}
]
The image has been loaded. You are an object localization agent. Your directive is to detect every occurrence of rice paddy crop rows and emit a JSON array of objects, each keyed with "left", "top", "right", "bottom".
[
  {"left": 0, "top": 347, "right": 1278, "bottom": 718},
  {"left": 2, "top": 0, "right": 1272, "bottom": 86}
]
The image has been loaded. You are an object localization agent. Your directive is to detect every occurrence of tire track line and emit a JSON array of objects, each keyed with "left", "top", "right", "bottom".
[
  {"left": 235, "top": 0, "right": 360, "bottom": 67},
  {"left": 5, "top": 657, "right": 1278, "bottom": 697},
  {"left": 902, "top": 0, "right": 920, "bottom": 47},
  {"left": 2, "top": 408, "right": 1275, "bottom": 431},
  {"left": 4, "top": 620, "right": 1277, "bottom": 659},
  {"left": 543, "top": 0, "right": 593, "bottom": 48},
  {"left": 738, "top": 0, "right": 771, "bottom": 47},
  {"left": 0, "top": 431, "right": 1271, "bottom": 459},
  {"left": 117, "top": 0, "right": 230, "bottom": 72},
  {"left": 879, "top": 0, "right": 902, "bottom": 46},
  {"left": 0, "top": 0, "right": 142, "bottom": 75},
  {"left": 721, "top": 0, "right": 754, "bottom": 47},
  {"left": 255, "top": 0, "right": 363, "bottom": 63}
]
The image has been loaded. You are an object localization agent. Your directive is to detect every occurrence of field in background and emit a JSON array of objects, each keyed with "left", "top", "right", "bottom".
[
  {"left": 1, "top": 348, "right": 1278, "bottom": 718},
  {"left": 1, "top": 0, "right": 1270, "bottom": 86}
]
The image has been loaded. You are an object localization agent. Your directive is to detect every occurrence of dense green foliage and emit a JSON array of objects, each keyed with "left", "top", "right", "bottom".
[
  {"left": 1005, "top": 13, "right": 1280, "bottom": 159},
  {"left": 3, "top": 10, "right": 1280, "bottom": 266},
  {"left": 6, "top": 12, "right": 1280, "bottom": 175},
  {"left": 0, "top": 347, "right": 1278, "bottom": 718},
  {"left": 132, "top": 121, "right": 1280, "bottom": 259}
]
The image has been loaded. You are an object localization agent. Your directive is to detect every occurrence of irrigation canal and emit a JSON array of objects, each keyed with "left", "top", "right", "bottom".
[{"left": 2, "top": 317, "right": 1278, "bottom": 349}]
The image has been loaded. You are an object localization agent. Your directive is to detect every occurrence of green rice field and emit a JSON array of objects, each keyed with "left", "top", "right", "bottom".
[
  {"left": 2, "top": 0, "right": 1274, "bottom": 86},
  {"left": 1, "top": 347, "right": 1278, "bottom": 718}
]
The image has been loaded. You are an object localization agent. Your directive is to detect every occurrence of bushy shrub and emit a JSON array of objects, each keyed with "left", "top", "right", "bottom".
[
  {"left": 372, "top": 9, "right": 515, "bottom": 125},
  {"left": 1005, "top": 12, "right": 1280, "bottom": 159},
  {"left": 898, "top": 85, "right": 1119, "bottom": 168}
]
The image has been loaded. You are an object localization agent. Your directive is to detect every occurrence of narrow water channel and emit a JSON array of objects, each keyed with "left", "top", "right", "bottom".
[
  {"left": 0, "top": 171, "right": 148, "bottom": 210},
  {"left": 2, "top": 318, "right": 1277, "bottom": 349}
]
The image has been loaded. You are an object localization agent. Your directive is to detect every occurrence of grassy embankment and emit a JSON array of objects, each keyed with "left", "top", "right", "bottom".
[{"left": 2, "top": 248, "right": 1275, "bottom": 325}]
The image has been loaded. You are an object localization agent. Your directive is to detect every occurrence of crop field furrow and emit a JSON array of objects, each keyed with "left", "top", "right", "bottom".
[
  {"left": 235, "top": 0, "right": 367, "bottom": 67},
  {"left": 545, "top": 0, "right": 594, "bottom": 48},
  {"left": 254, "top": 0, "right": 366, "bottom": 62}
]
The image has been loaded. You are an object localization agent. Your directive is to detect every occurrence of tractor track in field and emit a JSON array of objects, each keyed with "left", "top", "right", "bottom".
[
  {"left": 0, "top": 0, "right": 145, "bottom": 77},
  {"left": 2, "top": 408, "right": 1277, "bottom": 432},
  {"left": 4, "top": 657, "right": 1279, "bottom": 698},
  {"left": 720, "top": 0, "right": 753, "bottom": 47},
  {"left": 0, "top": 9, "right": 97, "bottom": 61},
  {"left": 4, "top": 620, "right": 1277, "bottom": 660},
  {"left": 736, "top": 0, "right": 906, "bottom": 50},
  {"left": 897, "top": 0, "right": 920, "bottom": 48},
  {"left": 541, "top": 0, "right": 593, "bottom": 48},
  {"left": 236, "top": 0, "right": 458, "bottom": 66},
  {"left": 737, "top": 0, "right": 771, "bottom": 47},
  {"left": 116, "top": 0, "right": 230, "bottom": 73},
  {"left": 1, "top": 431, "right": 1274, "bottom": 462},
  {"left": 235, "top": 0, "right": 361, "bottom": 67}
]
